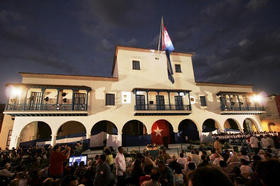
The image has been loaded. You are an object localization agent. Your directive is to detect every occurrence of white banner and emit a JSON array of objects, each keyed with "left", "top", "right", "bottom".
[
  {"left": 106, "top": 134, "right": 122, "bottom": 147},
  {"left": 90, "top": 132, "right": 107, "bottom": 147}
]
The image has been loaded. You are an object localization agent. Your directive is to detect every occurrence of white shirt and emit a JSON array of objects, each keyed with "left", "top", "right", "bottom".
[
  {"left": 261, "top": 138, "right": 270, "bottom": 149},
  {"left": 115, "top": 152, "right": 126, "bottom": 176},
  {"left": 177, "top": 157, "right": 187, "bottom": 167},
  {"left": 249, "top": 136, "right": 259, "bottom": 148}
]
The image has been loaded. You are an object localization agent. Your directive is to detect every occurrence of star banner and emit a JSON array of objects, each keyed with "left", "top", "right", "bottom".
[{"left": 151, "top": 120, "right": 170, "bottom": 145}]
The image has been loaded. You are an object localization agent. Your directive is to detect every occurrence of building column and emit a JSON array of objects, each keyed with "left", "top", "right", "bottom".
[
  {"left": 51, "top": 135, "right": 57, "bottom": 147},
  {"left": 86, "top": 133, "right": 91, "bottom": 139},
  {"left": 168, "top": 91, "right": 171, "bottom": 110},
  {"left": 146, "top": 90, "right": 149, "bottom": 110},
  {"left": 86, "top": 90, "right": 89, "bottom": 111},
  {"left": 237, "top": 95, "right": 242, "bottom": 111},
  {"left": 40, "top": 88, "right": 46, "bottom": 110},
  {"left": 188, "top": 92, "right": 192, "bottom": 110},
  {"left": 72, "top": 89, "right": 75, "bottom": 110},
  {"left": 56, "top": 89, "right": 60, "bottom": 105}
]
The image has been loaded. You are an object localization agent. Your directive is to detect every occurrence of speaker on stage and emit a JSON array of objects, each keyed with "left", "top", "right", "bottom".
[{"left": 163, "top": 136, "right": 168, "bottom": 149}]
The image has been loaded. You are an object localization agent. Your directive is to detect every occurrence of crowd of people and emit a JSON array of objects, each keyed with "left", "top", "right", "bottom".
[{"left": 0, "top": 132, "right": 280, "bottom": 186}]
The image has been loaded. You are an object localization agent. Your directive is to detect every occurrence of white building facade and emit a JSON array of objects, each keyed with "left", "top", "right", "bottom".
[{"left": 0, "top": 46, "right": 265, "bottom": 149}]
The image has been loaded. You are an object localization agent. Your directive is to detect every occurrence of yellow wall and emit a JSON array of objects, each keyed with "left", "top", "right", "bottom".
[{"left": 0, "top": 115, "right": 14, "bottom": 149}]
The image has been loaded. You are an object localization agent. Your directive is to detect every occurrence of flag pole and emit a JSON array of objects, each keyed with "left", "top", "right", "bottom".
[{"left": 157, "top": 17, "right": 163, "bottom": 51}]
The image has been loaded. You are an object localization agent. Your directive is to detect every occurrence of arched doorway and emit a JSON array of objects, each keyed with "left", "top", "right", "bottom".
[
  {"left": 268, "top": 122, "right": 276, "bottom": 132},
  {"left": 19, "top": 121, "right": 51, "bottom": 147},
  {"left": 224, "top": 119, "right": 240, "bottom": 132},
  {"left": 202, "top": 119, "right": 219, "bottom": 132},
  {"left": 91, "top": 120, "right": 118, "bottom": 135},
  {"left": 178, "top": 119, "right": 199, "bottom": 142},
  {"left": 57, "top": 121, "right": 86, "bottom": 139},
  {"left": 243, "top": 118, "right": 258, "bottom": 133},
  {"left": 151, "top": 120, "right": 174, "bottom": 145},
  {"left": 122, "top": 120, "right": 149, "bottom": 146}
]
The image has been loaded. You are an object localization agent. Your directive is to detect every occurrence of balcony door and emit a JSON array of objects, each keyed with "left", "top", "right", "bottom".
[
  {"left": 175, "top": 96, "right": 184, "bottom": 110},
  {"left": 156, "top": 95, "right": 165, "bottom": 110},
  {"left": 136, "top": 95, "right": 145, "bottom": 110},
  {"left": 73, "top": 93, "right": 86, "bottom": 110},
  {"left": 29, "top": 92, "right": 42, "bottom": 110}
]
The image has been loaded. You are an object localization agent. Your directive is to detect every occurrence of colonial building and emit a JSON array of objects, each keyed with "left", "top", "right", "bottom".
[
  {"left": 260, "top": 95, "right": 280, "bottom": 132},
  {"left": 0, "top": 46, "right": 265, "bottom": 149}
]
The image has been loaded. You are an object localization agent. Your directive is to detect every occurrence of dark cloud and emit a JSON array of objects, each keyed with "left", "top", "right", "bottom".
[
  {"left": 247, "top": 0, "right": 269, "bottom": 11},
  {"left": 0, "top": 0, "right": 280, "bottom": 103}
]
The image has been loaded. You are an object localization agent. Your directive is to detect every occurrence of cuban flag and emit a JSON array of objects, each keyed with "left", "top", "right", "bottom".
[
  {"left": 161, "top": 18, "right": 175, "bottom": 84},
  {"left": 162, "top": 26, "right": 175, "bottom": 52}
]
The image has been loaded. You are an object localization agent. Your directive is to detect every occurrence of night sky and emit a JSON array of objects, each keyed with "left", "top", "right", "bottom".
[{"left": 0, "top": 0, "right": 280, "bottom": 103}]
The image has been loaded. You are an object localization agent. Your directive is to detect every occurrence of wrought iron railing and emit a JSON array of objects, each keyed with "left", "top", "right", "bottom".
[
  {"left": 5, "top": 103, "right": 87, "bottom": 111},
  {"left": 135, "top": 104, "right": 191, "bottom": 111},
  {"left": 220, "top": 105, "right": 265, "bottom": 111}
]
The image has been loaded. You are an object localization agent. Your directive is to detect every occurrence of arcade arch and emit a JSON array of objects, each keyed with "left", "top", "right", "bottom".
[
  {"left": 243, "top": 118, "right": 258, "bottom": 133},
  {"left": 224, "top": 118, "right": 240, "bottom": 132},
  {"left": 19, "top": 121, "right": 51, "bottom": 144},
  {"left": 122, "top": 120, "right": 147, "bottom": 136},
  {"left": 202, "top": 119, "right": 220, "bottom": 132},
  {"left": 57, "top": 121, "right": 86, "bottom": 139},
  {"left": 151, "top": 119, "right": 175, "bottom": 145},
  {"left": 91, "top": 120, "right": 118, "bottom": 135},
  {"left": 122, "top": 120, "right": 148, "bottom": 146},
  {"left": 178, "top": 119, "right": 199, "bottom": 141}
]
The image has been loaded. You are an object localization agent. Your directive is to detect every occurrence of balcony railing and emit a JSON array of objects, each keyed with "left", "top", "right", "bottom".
[
  {"left": 135, "top": 104, "right": 191, "bottom": 111},
  {"left": 5, "top": 103, "right": 87, "bottom": 111},
  {"left": 221, "top": 106, "right": 265, "bottom": 111}
]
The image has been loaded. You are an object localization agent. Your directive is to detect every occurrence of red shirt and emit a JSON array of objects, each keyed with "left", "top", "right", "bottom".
[{"left": 49, "top": 151, "right": 67, "bottom": 177}]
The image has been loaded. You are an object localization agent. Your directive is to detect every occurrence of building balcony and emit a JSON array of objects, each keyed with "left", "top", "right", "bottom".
[
  {"left": 134, "top": 104, "right": 192, "bottom": 115},
  {"left": 217, "top": 91, "right": 266, "bottom": 115},
  {"left": 133, "top": 88, "right": 192, "bottom": 116},
  {"left": 4, "top": 83, "right": 91, "bottom": 116},
  {"left": 5, "top": 103, "right": 88, "bottom": 116},
  {"left": 220, "top": 105, "right": 265, "bottom": 115}
]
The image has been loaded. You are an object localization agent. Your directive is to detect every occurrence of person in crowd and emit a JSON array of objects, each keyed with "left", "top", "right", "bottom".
[
  {"left": 126, "top": 155, "right": 144, "bottom": 186},
  {"left": 61, "top": 175, "right": 79, "bottom": 186},
  {"left": 249, "top": 134, "right": 259, "bottom": 154},
  {"left": 142, "top": 151, "right": 156, "bottom": 170},
  {"left": 162, "top": 150, "right": 171, "bottom": 163},
  {"left": 197, "top": 154, "right": 209, "bottom": 168},
  {"left": 139, "top": 165, "right": 153, "bottom": 186},
  {"left": 174, "top": 165, "right": 184, "bottom": 186},
  {"left": 115, "top": 146, "right": 126, "bottom": 186},
  {"left": 261, "top": 135, "right": 270, "bottom": 150},
  {"left": 0, "top": 162, "right": 15, "bottom": 178},
  {"left": 104, "top": 148, "right": 114, "bottom": 171},
  {"left": 94, "top": 154, "right": 114, "bottom": 186},
  {"left": 222, "top": 149, "right": 230, "bottom": 162},
  {"left": 187, "top": 165, "right": 234, "bottom": 186},
  {"left": 240, "top": 159, "right": 253, "bottom": 179},
  {"left": 141, "top": 167, "right": 160, "bottom": 186},
  {"left": 212, "top": 152, "right": 224, "bottom": 167},
  {"left": 48, "top": 145, "right": 71, "bottom": 179},
  {"left": 73, "top": 161, "right": 87, "bottom": 179},
  {"left": 214, "top": 138, "right": 222, "bottom": 153},
  {"left": 190, "top": 150, "right": 201, "bottom": 167},
  {"left": 158, "top": 160, "right": 174, "bottom": 186},
  {"left": 176, "top": 152, "right": 187, "bottom": 169},
  {"left": 256, "top": 159, "right": 280, "bottom": 186}
]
